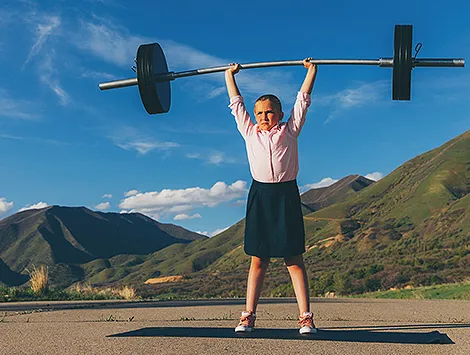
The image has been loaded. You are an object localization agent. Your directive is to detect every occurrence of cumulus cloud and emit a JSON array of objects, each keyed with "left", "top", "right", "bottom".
[
  {"left": 0, "top": 198, "right": 14, "bottom": 214},
  {"left": 95, "top": 202, "right": 111, "bottom": 211},
  {"left": 365, "top": 172, "right": 384, "bottom": 181},
  {"left": 300, "top": 177, "right": 338, "bottom": 193},
  {"left": 102, "top": 194, "right": 113, "bottom": 199},
  {"left": 19, "top": 202, "right": 48, "bottom": 212},
  {"left": 168, "top": 205, "right": 193, "bottom": 213},
  {"left": 173, "top": 213, "right": 202, "bottom": 221},
  {"left": 119, "top": 180, "right": 248, "bottom": 219},
  {"left": 125, "top": 189, "right": 140, "bottom": 197}
]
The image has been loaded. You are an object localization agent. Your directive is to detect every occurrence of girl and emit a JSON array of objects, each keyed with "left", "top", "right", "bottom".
[{"left": 225, "top": 59, "right": 318, "bottom": 334}]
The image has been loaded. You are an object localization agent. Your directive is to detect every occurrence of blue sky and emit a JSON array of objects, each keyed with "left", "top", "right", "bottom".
[{"left": 0, "top": 0, "right": 469, "bottom": 236}]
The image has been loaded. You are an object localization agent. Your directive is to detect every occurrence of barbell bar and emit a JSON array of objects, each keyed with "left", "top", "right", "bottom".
[{"left": 99, "top": 25, "right": 465, "bottom": 114}]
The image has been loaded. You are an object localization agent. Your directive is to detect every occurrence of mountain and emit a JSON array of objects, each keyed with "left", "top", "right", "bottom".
[
  {"left": 300, "top": 174, "right": 374, "bottom": 215},
  {"left": 136, "top": 130, "right": 470, "bottom": 298},
  {"left": 0, "top": 206, "right": 206, "bottom": 287}
]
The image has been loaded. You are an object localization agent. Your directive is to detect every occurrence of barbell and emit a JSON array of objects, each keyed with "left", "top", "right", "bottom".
[{"left": 99, "top": 25, "right": 465, "bottom": 115}]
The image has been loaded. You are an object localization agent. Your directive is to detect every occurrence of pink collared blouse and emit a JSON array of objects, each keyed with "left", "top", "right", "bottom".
[{"left": 229, "top": 92, "right": 311, "bottom": 183}]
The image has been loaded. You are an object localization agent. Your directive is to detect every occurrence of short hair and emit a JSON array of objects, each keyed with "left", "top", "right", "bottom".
[{"left": 255, "top": 94, "right": 282, "bottom": 113}]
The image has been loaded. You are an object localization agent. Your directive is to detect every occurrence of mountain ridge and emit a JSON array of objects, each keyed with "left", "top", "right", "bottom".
[{"left": 0, "top": 206, "right": 207, "bottom": 286}]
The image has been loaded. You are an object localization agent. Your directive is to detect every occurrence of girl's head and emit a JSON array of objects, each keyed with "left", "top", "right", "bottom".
[{"left": 254, "top": 95, "right": 284, "bottom": 131}]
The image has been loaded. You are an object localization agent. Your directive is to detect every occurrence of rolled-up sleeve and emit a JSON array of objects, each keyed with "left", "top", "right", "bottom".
[
  {"left": 287, "top": 92, "right": 311, "bottom": 137},
  {"left": 229, "top": 95, "right": 254, "bottom": 139}
]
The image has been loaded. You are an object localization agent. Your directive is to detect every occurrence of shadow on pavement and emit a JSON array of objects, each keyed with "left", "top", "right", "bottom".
[
  {"left": 325, "top": 323, "right": 470, "bottom": 331},
  {"left": 108, "top": 327, "right": 454, "bottom": 344}
]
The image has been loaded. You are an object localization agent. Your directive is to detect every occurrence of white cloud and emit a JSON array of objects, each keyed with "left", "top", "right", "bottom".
[
  {"left": 186, "top": 153, "right": 201, "bottom": 159},
  {"left": 0, "top": 89, "right": 38, "bottom": 120},
  {"left": 300, "top": 177, "right": 338, "bottom": 193},
  {"left": 95, "top": 202, "right": 111, "bottom": 211},
  {"left": 102, "top": 194, "right": 113, "bottom": 199},
  {"left": 119, "top": 180, "right": 248, "bottom": 218},
  {"left": 365, "top": 172, "right": 384, "bottom": 181},
  {"left": 125, "top": 189, "right": 139, "bottom": 197},
  {"left": 81, "top": 70, "right": 116, "bottom": 81},
  {"left": 314, "top": 81, "right": 389, "bottom": 124},
  {"left": 25, "top": 15, "right": 61, "bottom": 65},
  {"left": 19, "top": 201, "right": 48, "bottom": 212},
  {"left": 168, "top": 205, "right": 193, "bottom": 213},
  {"left": 173, "top": 213, "right": 202, "bottom": 221},
  {"left": 110, "top": 126, "right": 180, "bottom": 155},
  {"left": 187, "top": 151, "right": 237, "bottom": 165},
  {"left": 76, "top": 21, "right": 297, "bottom": 102},
  {"left": 210, "top": 226, "right": 230, "bottom": 237},
  {"left": 38, "top": 54, "right": 70, "bottom": 106},
  {"left": 208, "top": 151, "right": 236, "bottom": 165},
  {"left": 0, "top": 198, "right": 14, "bottom": 214},
  {"left": 117, "top": 140, "right": 179, "bottom": 155},
  {"left": 196, "top": 226, "right": 230, "bottom": 238},
  {"left": 76, "top": 22, "right": 149, "bottom": 67}
]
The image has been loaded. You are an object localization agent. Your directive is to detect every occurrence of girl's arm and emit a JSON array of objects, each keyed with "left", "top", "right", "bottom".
[
  {"left": 225, "top": 63, "right": 241, "bottom": 98},
  {"left": 300, "top": 58, "right": 318, "bottom": 94}
]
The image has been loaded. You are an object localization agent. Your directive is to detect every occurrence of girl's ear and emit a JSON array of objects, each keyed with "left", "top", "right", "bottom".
[{"left": 280, "top": 111, "right": 284, "bottom": 121}]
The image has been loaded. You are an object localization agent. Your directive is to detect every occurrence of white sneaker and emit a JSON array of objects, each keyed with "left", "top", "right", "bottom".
[
  {"left": 298, "top": 311, "right": 317, "bottom": 334},
  {"left": 235, "top": 311, "right": 256, "bottom": 332}
]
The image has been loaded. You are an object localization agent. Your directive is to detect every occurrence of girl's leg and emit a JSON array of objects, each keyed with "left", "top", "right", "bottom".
[
  {"left": 284, "top": 254, "right": 310, "bottom": 314},
  {"left": 245, "top": 256, "right": 270, "bottom": 312}
]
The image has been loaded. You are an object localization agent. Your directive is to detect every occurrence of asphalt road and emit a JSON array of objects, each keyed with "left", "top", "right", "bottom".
[{"left": 1, "top": 298, "right": 469, "bottom": 354}]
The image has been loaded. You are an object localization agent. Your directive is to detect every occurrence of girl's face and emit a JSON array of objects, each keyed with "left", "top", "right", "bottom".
[{"left": 254, "top": 100, "right": 284, "bottom": 131}]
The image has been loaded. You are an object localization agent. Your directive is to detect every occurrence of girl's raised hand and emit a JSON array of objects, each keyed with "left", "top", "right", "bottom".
[
  {"left": 227, "top": 62, "right": 240, "bottom": 74},
  {"left": 303, "top": 58, "right": 317, "bottom": 71}
]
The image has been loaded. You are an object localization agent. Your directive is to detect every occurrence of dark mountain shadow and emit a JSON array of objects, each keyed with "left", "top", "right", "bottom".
[
  {"left": 46, "top": 206, "right": 191, "bottom": 259},
  {"left": 0, "top": 258, "right": 28, "bottom": 286}
]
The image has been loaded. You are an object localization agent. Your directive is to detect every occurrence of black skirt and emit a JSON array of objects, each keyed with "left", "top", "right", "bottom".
[{"left": 244, "top": 179, "right": 305, "bottom": 258}]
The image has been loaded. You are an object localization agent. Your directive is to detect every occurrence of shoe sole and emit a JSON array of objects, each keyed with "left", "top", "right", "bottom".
[
  {"left": 299, "top": 326, "right": 317, "bottom": 334},
  {"left": 235, "top": 326, "right": 254, "bottom": 332}
]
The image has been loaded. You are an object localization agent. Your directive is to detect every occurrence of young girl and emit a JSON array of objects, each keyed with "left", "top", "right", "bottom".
[{"left": 225, "top": 59, "right": 318, "bottom": 334}]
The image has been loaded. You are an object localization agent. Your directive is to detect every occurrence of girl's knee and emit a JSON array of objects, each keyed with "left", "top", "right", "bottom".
[
  {"left": 284, "top": 255, "right": 304, "bottom": 268},
  {"left": 251, "top": 256, "right": 270, "bottom": 269}
]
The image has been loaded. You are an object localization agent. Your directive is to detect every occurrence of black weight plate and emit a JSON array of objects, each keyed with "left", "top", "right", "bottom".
[
  {"left": 137, "top": 43, "right": 171, "bottom": 114},
  {"left": 392, "top": 25, "right": 413, "bottom": 100}
]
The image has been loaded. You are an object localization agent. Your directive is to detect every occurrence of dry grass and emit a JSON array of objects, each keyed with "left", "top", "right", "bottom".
[
  {"left": 71, "top": 283, "right": 136, "bottom": 300},
  {"left": 116, "top": 286, "right": 136, "bottom": 300},
  {"left": 26, "top": 265, "right": 49, "bottom": 294}
]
